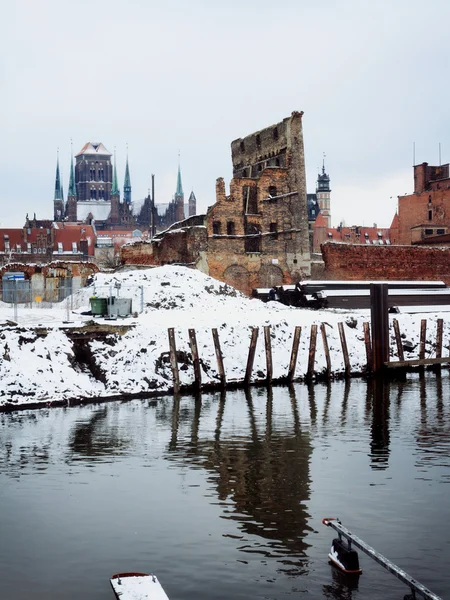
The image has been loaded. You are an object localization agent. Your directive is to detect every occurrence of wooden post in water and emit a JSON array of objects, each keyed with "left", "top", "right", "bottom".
[
  {"left": 337, "top": 322, "right": 350, "bottom": 378},
  {"left": 370, "top": 283, "right": 389, "bottom": 373},
  {"left": 188, "top": 328, "right": 201, "bottom": 390},
  {"left": 306, "top": 324, "right": 317, "bottom": 382},
  {"left": 212, "top": 328, "right": 226, "bottom": 388},
  {"left": 244, "top": 327, "right": 259, "bottom": 387},
  {"left": 320, "top": 323, "right": 331, "bottom": 379},
  {"left": 168, "top": 328, "right": 180, "bottom": 394},
  {"left": 264, "top": 325, "right": 273, "bottom": 386},
  {"left": 363, "top": 322, "right": 372, "bottom": 372},
  {"left": 419, "top": 319, "right": 427, "bottom": 361},
  {"left": 436, "top": 318, "right": 443, "bottom": 359},
  {"left": 392, "top": 318, "right": 404, "bottom": 362},
  {"left": 288, "top": 326, "right": 301, "bottom": 382}
]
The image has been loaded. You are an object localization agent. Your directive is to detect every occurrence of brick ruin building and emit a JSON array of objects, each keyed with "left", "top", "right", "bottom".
[
  {"left": 121, "top": 111, "right": 312, "bottom": 294},
  {"left": 393, "top": 162, "right": 450, "bottom": 245}
]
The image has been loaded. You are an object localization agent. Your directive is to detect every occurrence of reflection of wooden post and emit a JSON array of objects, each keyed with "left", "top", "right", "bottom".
[
  {"left": 212, "top": 328, "right": 226, "bottom": 387},
  {"left": 188, "top": 328, "right": 201, "bottom": 390},
  {"left": 419, "top": 319, "right": 427, "bottom": 361},
  {"left": 306, "top": 324, "right": 317, "bottom": 381},
  {"left": 168, "top": 328, "right": 180, "bottom": 394},
  {"left": 436, "top": 318, "right": 443, "bottom": 359},
  {"left": 392, "top": 319, "right": 404, "bottom": 362},
  {"left": 363, "top": 322, "right": 372, "bottom": 372},
  {"left": 288, "top": 326, "right": 301, "bottom": 381},
  {"left": 338, "top": 322, "right": 350, "bottom": 377},
  {"left": 320, "top": 323, "right": 331, "bottom": 379},
  {"left": 264, "top": 326, "right": 273, "bottom": 385},
  {"left": 244, "top": 327, "right": 259, "bottom": 387}
]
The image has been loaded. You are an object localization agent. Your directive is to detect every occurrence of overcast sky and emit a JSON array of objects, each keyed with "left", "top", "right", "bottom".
[{"left": 2, "top": 0, "right": 450, "bottom": 229}]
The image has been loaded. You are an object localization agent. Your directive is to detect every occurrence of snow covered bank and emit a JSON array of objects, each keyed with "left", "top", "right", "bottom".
[{"left": 1, "top": 266, "right": 449, "bottom": 408}]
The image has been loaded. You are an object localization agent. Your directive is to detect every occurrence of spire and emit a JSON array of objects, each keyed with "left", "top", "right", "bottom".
[
  {"left": 112, "top": 149, "right": 119, "bottom": 196},
  {"left": 123, "top": 147, "right": 131, "bottom": 204},
  {"left": 54, "top": 152, "right": 63, "bottom": 200},
  {"left": 175, "top": 163, "right": 183, "bottom": 197},
  {"left": 68, "top": 148, "right": 76, "bottom": 197}
]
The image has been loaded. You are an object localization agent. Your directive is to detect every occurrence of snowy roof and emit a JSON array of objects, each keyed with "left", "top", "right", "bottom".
[
  {"left": 75, "top": 142, "right": 112, "bottom": 157},
  {"left": 76, "top": 201, "right": 111, "bottom": 221}
]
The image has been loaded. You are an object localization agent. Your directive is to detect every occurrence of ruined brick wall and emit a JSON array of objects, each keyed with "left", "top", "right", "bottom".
[
  {"left": 121, "top": 226, "right": 207, "bottom": 267},
  {"left": 321, "top": 243, "right": 450, "bottom": 284}
]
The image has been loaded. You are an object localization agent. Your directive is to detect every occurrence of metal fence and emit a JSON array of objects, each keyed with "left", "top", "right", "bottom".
[{"left": 0, "top": 280, "right": 145, "bottom": 322}]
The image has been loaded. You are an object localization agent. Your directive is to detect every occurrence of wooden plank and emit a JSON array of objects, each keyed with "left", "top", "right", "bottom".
[
  {"left": 167, "top": 328, "right": 180, "bottom": 394},
  {"left": 188, "top": 328, "right": 201, "bottom": 390},
  {"left": 392, "top": 318, "right": 404, "bottom": 362},
  {"left": 436, "top": 318, "right": 443, "bottom": 359},
  {"left": 306, "top": 324, "right": 317, "bottom": 381},
  {"left": 110, "top": 573, "right": 170, "bottom": 600},
  {"left": 244, "top": 327, "right": 259, "bottom": 386},
  {"left": 419, "top": 318, "right": 427, "bottom": 361},
  {"left": 386, "top": 356, "right": 450, "bottom": 368},
  {"left": 264, "top": 325, "right": 273, "bottom": 385},
  {"left": 363, "top": 322, "right": 372, "bottom": 372},
  {"left": 337, "top": 322, "right": 350, "bottom": 377},
  {"left": 288, "top": 326, "right": 301, "bottom": 381},
  {"left": 212, "top": 328, "right": 226, "bottom": 387},
  {"left": 320, "top": 323, "right": 331, "bottom": 379}
]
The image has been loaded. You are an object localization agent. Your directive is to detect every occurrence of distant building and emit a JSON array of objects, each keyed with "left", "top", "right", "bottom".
[
  {"left": 313, "top": 215, "right": 391, "bottom": 253},
  {"left": 53, "top": 143, "right": 197, "bottom": 232},
  {"left": 396, "top": 162, "right": 450, "bottom": 245}
]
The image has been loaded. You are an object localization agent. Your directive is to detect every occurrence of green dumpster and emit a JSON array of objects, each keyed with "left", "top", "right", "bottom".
[{"left": 90, "top": 297, "right": 108, "bottom": 316}]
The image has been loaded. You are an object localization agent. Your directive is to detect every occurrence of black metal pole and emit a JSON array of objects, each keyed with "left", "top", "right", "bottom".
[{"left": 323, "top": 518, "right": 442, "bottom": 600}]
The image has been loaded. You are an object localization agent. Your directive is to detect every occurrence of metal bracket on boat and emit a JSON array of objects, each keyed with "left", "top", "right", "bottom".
[{"left": 322, "top": 518, "right": 442, "bottom": 600}]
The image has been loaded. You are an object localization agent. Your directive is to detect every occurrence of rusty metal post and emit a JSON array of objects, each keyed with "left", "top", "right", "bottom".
[
  {"left": 264, "top": 325, "right": 273, "bottom": 385},
  {"left": 288, "top": 326, "right": 301, "bottom": 382},
  {"left": 188, "top": 328, "right": 201, "bottom": 390},
  {"left": 370, "top": 284, "right": 389, "bottom": 373},
  {"left": 244, "top": 327, "right": 259, "bottom": 387},
  {"left": 338, "top": 322, "right": 350, "bottom": 378},
  {"left": 306, "top": 324, "right": 317, "bottom": 382},
  {"left": 212, "top": 328, "right": 226, "bottom": 387},
  {"left": 320, "top": 323, "right": 331, "bottom": 379},
  {"left": 168, "top": 328, "right": 180, "bottom": 394},
  {"left": 392, "top": 318, "right": 404, "bottom": 362}
]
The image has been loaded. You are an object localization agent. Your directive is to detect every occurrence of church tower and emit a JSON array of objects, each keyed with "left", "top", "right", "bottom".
[
  {"left": 53, "top": 153, "right": 65, "bottom": 221},
  {"left": 110, "top": 151, "right": 120, "bottom": 224},
  {"left": 67, "top": 150, "right": 77, "bottom": 222},
  {"left": 188, "top": 190, "right": 196, "bottom": 217},
  {"left": 123, "top": 154, "right": 131, "bottom": 204},
  {"left": 316, "top": 158, "right": 331, "bottom": 228},
  {"left": 174, "top": 164, "right": 185, "bottom": 222}
]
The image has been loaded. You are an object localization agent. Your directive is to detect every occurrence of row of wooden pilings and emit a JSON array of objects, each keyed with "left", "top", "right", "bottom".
[{"left": 166, "top": 285, "right": 449, "bottom": 393}]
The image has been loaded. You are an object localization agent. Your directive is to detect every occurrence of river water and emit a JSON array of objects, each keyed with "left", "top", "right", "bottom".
[{"left": 0, "top": 375, "right": 449, "bottom": 600}]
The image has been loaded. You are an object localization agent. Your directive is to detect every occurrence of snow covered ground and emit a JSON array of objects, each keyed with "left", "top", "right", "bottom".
[{"left": 1, "top": 265, "right": 449, "bottom": 407}]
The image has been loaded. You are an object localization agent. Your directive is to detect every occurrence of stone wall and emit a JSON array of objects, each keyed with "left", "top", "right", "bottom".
[{"left": 321, "top": 242, "right": 450, "bottom": 284}]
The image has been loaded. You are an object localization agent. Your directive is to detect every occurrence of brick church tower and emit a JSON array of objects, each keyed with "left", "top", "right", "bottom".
[
  {"left": 75, "top": 142, "right": 113, "bottom": 201},
  {"left": 316, "top": 159, "right": 331, "bottom": 227}
]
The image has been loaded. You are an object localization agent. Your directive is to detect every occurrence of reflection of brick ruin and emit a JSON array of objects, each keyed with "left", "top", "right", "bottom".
[{"left": 121, "top": 112, "right": 312, "bottom": 295}]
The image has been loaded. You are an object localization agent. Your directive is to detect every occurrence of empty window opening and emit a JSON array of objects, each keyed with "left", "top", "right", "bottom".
[
  {"left": 245, "top": 224, "right": 261, "bottom": 253},
  {"left": 428, "top": 209, "right": 433, "bottom": 221},
  {"left": 243, "top": 186, "right": 258, "bottom": 214},
  {"left": 227, "top": 221, "right": 235, "bottom": 235},
  {"left": 213, "top": 221, "right": 221, "bottom": 235},
  {"left": 268, "top": 185, "right": 277, "bottom": 197},
  {"left": 240, "top": 141, "right": 245, "bottom": 152},
  {"left": 273, "top": 127, "right": 279, "bottom": 140},
  {"left": 275, "top": 158, "right": 280, "bottom": 167},
  {"left": 256, "top": 134, "right": 261, "bottom": 147},
  {"left": 270, "top": 222, "right": 278, "bottom": 233}
]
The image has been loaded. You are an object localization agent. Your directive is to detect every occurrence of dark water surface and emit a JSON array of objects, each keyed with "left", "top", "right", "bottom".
[{"left": 0, "top": 375, "right": 449, "bottom": 600}]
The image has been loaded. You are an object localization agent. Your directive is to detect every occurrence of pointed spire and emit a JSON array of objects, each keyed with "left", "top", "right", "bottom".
[
  {"left": 123, "top": 146, "right": 131, "bottom": 204},
  {"left": 54, "top": 151, "right": 64, "bottom": 200},
  {"left": 112, "top": 148, "right": 119, "bottom": 196},
  {"left": 68, "top": 145, "right": 77, "bottom": 197},
  {"left": 175, "top": 163, "right": 183, "bottom": 197}
]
